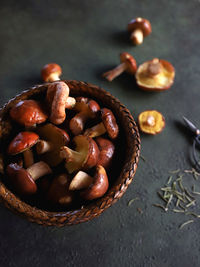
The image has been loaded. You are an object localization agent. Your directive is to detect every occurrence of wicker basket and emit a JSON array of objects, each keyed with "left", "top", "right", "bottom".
[{"left": 0, "top": 80, "right": 140, "bottom": 226}]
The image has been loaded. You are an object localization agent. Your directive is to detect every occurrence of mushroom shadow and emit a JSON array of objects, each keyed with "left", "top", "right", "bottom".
[{"left": 110, "top": 30, "right": 131, "bottom": 47}]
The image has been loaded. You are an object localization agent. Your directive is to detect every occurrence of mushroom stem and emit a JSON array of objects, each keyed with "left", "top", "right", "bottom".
[
  {"left": 146, "top": 115, "right": 156, "bottom": 126},
  {"left": 48, "top": 73, "right": 60, "bottom": 82},
  {"left": 130, "top": 29, "right": 144, "bottom": 45},
  {"left": 69, "top": 171, "right": 93, "bottom": 191},
  {"left": 70, "top": 112, "right": 90, "bottom": 135},
  {"left": 36, "top": 140, "right": 54, "bottom": 154},
  {"left": 84, "top": 122, "right": 106, "bottom": 138},
  {"left": 102, "top": 63, "right": 127, "bottom": 82},
  {"left": 23, "top": 149, "right": 34, "bottom": 168},
  {"left": 26, "top": 161, "right": 52, "bottom": 181},
  {"left": 147, "top": 58, "right": 161, "bottom": 77},
  {"left": 65, "top": 97, "right": 76, "bottom": 109},
  {"left": 60, "top": 146, "right": 84, "bottom": 165}
]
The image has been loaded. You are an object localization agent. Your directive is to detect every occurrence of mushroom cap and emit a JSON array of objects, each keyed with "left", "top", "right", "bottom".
[
  {"left": 127, "top": 17, "right": 152, "bottom": 36},
  {"left": 74, "top": 97, "right": 100, "bottom": 115},
  {"left": 37, "top": 123, "right": 70, "bottom": 167},
  {"left": 41, "top": 63, "right": 62, "bottom": 82},
  {"left": 6, "top": 163, "right": 37, "bottom": 195},
  {"left": 136, "top": 58, "right": 175, "bottom": 91},
  {"left": 101, "top": 108, "right": 119, "bottom": 139},
  {"left": 120, "top": 52, "right": 137, "bottom": 74},
  {"left": 138, "top": 110, "right": 165, "bottom": 135},
  {"left": 10, "top": 100, "right": 47, "bottom": 126},
  {"left": 95, "top": 137, "right": 115, "bottom": 169},
  {"left": 7, "top": 132, "right": 39, "bottom": 155}
]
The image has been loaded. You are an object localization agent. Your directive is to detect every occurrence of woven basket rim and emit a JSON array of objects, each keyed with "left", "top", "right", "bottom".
[{"left": 0, "top": 80, "right": 141, "bottom": 225}]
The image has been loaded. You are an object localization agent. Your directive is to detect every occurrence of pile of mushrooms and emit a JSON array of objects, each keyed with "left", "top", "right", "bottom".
[{"left": 6, "top": 79, "right": 119, "bottom": 208}]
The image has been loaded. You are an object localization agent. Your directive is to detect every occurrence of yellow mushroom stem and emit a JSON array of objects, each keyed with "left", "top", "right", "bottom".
[
  {"left": 60, "top": 146, "right": 85, "bottom": 165},
  {"left": 84, "top": 122, "right": 106, "bottom": 138},
  {"left": 130, "top": 29, "right": 144, "bottom": 45}
]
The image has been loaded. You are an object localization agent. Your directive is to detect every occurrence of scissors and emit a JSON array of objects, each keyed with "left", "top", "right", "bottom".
[{"left": 183, "top": 116, "right": 200, "bottom": 169}]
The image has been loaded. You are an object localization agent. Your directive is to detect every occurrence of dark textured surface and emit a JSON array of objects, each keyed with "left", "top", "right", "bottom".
[{"left": 0, "top": 0, "right": 200, "bottom": 266}]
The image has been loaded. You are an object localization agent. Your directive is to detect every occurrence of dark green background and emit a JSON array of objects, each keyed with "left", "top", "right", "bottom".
[{"left": 1, "top": 1, "right": 200, "bottom": 266}]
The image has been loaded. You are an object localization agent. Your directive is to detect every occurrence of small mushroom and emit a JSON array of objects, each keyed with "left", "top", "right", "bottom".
[
  {"left": 10, "top": 100, "right": 47, "bottom": 127},
  {"left": 47, "top": 174, "right": 74, "bottom": 206},
  {"left": 138, "top": 110, "right": 165, "bottom": 135},
  {"left": 84, "top": 108, "right": 119, "bottom": 139},
  {"left": 127, "top": 17, "right": 152, "bottom": 45},
  {"left": 36, "top": 123, "right": 70, "bottom": 167},
  {"left": 7, "top": 132, "right": 39, "bottom": 168},
  {"left": 69, "top": 97, "right": 100, "bottom": 135},
  {"left": 41, "top": 63, "right": 62, "bottom": 82},
  {"left": 135, "top": 58, "right": 175, "bottom": 91},
  {"left": 80, "top": 165, "right": 109, "bottom": 200},
  {"left": 60, "top": 135, "right": 99, "bottom": 174},
  {"left": 102, "top": 52, "right": 137, "bottom": 82},
  {"left": 69, "top": 171, "right": 93, "bottom": 191},
  {"left": 6, "top": 161, "right": 52, "bottom": 195},
  {"left": 46, "top": 81, "right": 74, "bottom": 125},
  {"left": 95, "top": 137, "right": 115, "bottom": 169}
]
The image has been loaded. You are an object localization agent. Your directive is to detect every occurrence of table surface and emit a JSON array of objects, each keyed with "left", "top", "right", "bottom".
[{"left": 1, "top": 1, "right": 200, "bottom": 266}]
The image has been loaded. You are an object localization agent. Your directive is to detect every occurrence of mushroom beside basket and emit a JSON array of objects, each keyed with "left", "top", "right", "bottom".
[{"left": 0, "top": 80, "right": 140, "bottom": 226}]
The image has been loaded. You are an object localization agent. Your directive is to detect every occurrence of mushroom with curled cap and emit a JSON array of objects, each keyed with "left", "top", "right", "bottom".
[
  {"left": 95, "top": 137, "right": 115, "bottom": 169},
  {"left": 41, "top": 63, "right": 62, "bottom": 82},
  {"left": 7, "top": 132, "right": 39, "bottom": 168},
  {"left": 60, "top": 135, "right": 99, "bottom": 174},
  {"left": 127, "top": 17, "right": 152, "bottom": 45},
  {"left": 84, "top": 108, "right": 119, "bottom": 139},
  {"left": 69, "top": 97, "right": 100, "bottom": 135},
  {"left": 36, "top": 123, "right": 70, "bottom": 167},
  {"left": 46, "top": 81, "right": 76, "bottom": 125},
  {"left": 135, "top": 58, "right": 175, "bottom": 91},
  {"left": 102, "top": 52, "right": 137, "bottom": 82},
  {"left": 9, "top": 100, "right": 47, "bottom": 127},
  {"left": 6, "top": 161, "right": 52, "bottom": 195},
  {"left": 47, "top": 174, "right": 74, "bottom": 207}
]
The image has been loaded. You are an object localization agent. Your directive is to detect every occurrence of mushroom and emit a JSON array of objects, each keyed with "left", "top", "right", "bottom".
[
  {"left": 95, "top": 137, "right": 115, "bottom": 169},
  {"left": 36, "top": 123, "right": 70, "bottom": 167},
  {"left": 9, "top": 100, "right": 47, "bottom": 127},
  {"left": 60, "top": 135, "right": 99, "bottom": 174},
  {"left": 80, "top": 165, "right": 109, "bottom": 200},
  {"left": 135, "top": 58, "right": 175, "bottom": 91},
  {"left": 6, "top": 161, "right": 52, "bottom": 195},
  {"left": 138, "top": 110, "right": 165, "bottom": 135},
  {"left": 41, "top": 63, "right": 62, "bottom": 82},
  {"left": 69, "top": 97, "right": 100, "bottom": 135},
  {"left": 7, "top": 132, "right": 39, "bottom": 168},
  {"left": 47, "top": 174, "right": 74, "bottom": 206},
  {"left": 127, "top": 17, "right": 152, "bottom": 45},
  {"left": 102, "top": 52, "right": 137, "bottom": 82},
  {"left": 84, "top": 108, "right": 119, "bottom": 139},
  {"left": 69, "top": 171, "right": 93, "bottom": 191},
  {"left": 46, "top": 81, "right": 76, "bottom": 125}
]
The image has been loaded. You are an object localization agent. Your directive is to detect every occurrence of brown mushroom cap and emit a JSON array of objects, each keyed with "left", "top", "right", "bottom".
[
  {"left": 101, "top": 108, "right": 119, "bottom": 139},
  {"left": 95, "top": 137, "right": 115, "bottom": 169},
  {"left": 41, "top": 63, "right": 62, "bottom": 82},
  {"left": 120, "top": 52, "right": 137, "bottom": 74},
  {"left": 7, "top": 163, "right": 37, "bottom": 195},
  {"left": 7, "top": 132, "right": 39, "bottom": 155},
  {"left": 10, "top": 100, "right": 47, "bottom": 126},
  {"left": 80, "top": 165, "right": 109, "bottom": 200},
  {"left": 128, "top": 17, "right": 152, "bottom": 37}
]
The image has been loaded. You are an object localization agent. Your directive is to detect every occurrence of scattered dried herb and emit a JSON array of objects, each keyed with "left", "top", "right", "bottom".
[
  {"left": 169, "top": 169, "right": 180, "bottom": 174},
  {"left": 179, "top": 220, "right": 194, "bottom": 229},
  {"left": 127, "top": 197, "right": 139, "bottom": 206}
]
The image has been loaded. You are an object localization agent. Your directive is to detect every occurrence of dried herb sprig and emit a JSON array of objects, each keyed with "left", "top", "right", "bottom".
[{"left": 179, "top": 220, "right": 194, "bottom": 229}]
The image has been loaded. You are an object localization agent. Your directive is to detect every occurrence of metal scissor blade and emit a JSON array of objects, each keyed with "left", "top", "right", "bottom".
[{"left": 182, "top": 116, "right": 199, "bottom": 135}]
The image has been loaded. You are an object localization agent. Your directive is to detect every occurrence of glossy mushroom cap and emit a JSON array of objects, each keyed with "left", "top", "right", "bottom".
[
  {"left": 95, "top": 137, "right": 115, "bottom": 169},
  {"left": 101, "top": 108, "right": 119, "bottom": 139},
  {"left": 80, "top": 165, "right": 109, "bottom": 200},
  {"left": 136, "top": 58, "right": 175, "bottom": 91},
  {"left": 10, "top": 100, "right": 47, "bottom": 127},
  {"left": 138, "top": 110, "right": 165, "bottom": 134},
  {"left": 120, "top": 52, "right": 137, "bottom": 74},
  {"left": 7, "top": 132, "right": 39, "bottom": 155},
  {"left": 128, "top": 17, "right": 152, "bottom": 37},
  {"left": 41, "top": 63, "right": 62, "bottom": 82}
]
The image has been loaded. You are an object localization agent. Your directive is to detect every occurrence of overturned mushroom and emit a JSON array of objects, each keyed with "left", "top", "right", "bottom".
[
  {"left": 47, "top": 174, "right": 74, "bottom": 206},
  {"left": 7, "top": 132, "right": 39, "bottom": 168},
  {"left": 102, "top": 52, "right": 137, "bottom": 82},
  {"left": 84, "top": 108, "right": 119, "bottom": 139},
  {"left": 60, "top": 135, "right": 99, "bottom": 174},
  {"left": 69, "top": 97, "right": 100, "bottom": 135},
  {"left": 80, "top": 165, "right": 109, "bottom": 200},
  {"left": 36, "top": 123, "right": 70, "bottom": 167},
  {"left": 10, "top": 100, "right": 47, "bottom": 127},
  {"left": 127, "top": 17, "right": 152, "bottom": 45},
  {"left": 6, "top": 161, "right": 52, "bottom": 195},
  {"left": 41, "top": 63, "right": 62, "bottom": 82},
  {"left": 95, "top": 137, "right": 115, "bottom": 169}
]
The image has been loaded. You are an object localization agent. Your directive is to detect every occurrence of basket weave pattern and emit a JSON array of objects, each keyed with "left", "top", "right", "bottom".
[{"left": 0, "top": 80, "right": 140, "bottom": 226}]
